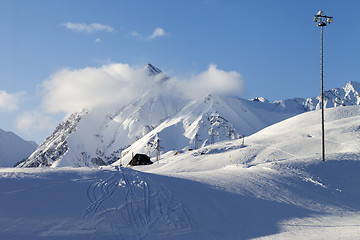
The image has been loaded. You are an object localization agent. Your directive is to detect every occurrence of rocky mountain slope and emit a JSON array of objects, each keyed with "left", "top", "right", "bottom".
[
  {"left": 271, "top": 81, "right": 360, "bottom": 111},
  {"left": 16, "top": 110, "right": 88, "bottom": 167},
  {"left": 17, "top": 64, "right": 360, "bottom": 168},
  {"left": 118, "top": 93, "right": 302, "bottom": 165}
]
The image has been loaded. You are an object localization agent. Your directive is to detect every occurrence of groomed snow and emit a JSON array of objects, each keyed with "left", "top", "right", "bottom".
[{"left": 1, "top": 106, "right": 360, "bottom": 239}]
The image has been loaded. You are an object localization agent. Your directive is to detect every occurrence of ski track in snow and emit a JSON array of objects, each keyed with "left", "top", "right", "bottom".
[{"left": 83, "top": 168, "right": 192, "bottom": 240}]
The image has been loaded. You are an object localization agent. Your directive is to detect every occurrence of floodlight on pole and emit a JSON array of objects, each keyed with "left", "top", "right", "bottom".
[{"left": 314, "top": 10, "right": 333, "bottom": 162}]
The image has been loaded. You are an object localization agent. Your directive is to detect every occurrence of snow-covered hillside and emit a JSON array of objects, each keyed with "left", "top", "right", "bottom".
[
  {"left": 141, "top": 105, "right": 360, "bottom": 176},
  {"left": 0, "top": 128, "right": 37, "bottom": 167},
  {"left": 1, "top": 106, "right": 360, "bottom": 239},
  {"left": 117, "top": 94, "right": 302, "bottom": 165},
  {"left": 19, "top": 92, "right": 302, "bottom": 168},
  {"left": 18, "top": 64, "right": 183, "bottom": 167},
  {"left": 17, "top": 64, "right": 305, "bottom": 168},
  {"left": 18, "top": 63, "right": 360, "bottom": 169}
]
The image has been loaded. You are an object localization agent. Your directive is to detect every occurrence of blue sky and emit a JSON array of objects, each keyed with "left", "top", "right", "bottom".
[{"left": 1, "top": 0, "right": 359, "bottom": 143}]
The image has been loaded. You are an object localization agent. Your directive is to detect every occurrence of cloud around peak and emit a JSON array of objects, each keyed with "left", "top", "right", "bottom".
[
  {"left": 40, "top": 64, "right": 152, "bottom": 113},
  {"left": 178, "top": 64, "right": 245, "bottom": 99},
  {"left": 39, "top": 63, "right": 245, "bottom": 115},
  {"left": 14, "top": 63, "right": 244, "bottom": 138}
]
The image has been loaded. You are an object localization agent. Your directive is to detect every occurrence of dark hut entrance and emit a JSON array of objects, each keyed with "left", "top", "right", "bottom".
[{"left": 128, "top": 154, "right": 153, "bottom": 166}]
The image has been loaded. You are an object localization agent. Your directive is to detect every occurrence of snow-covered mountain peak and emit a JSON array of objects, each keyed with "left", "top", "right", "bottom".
[
  {"left": 117, "top": 93, "right": 302, "bottom": 165},
  {"left": 18, "top": 87, "right": 187, "bottom": 167},
  {"left": 203, "top": 93, "right": 221, "bottom": 103},
  {"left": 144, "top": 63, "right": 162, "bottom": 75},
  {"left": 343, "top": 81, "right": 360, "bottom": 104},
  {"left": 144, "top": 63, "right": 169, "bottom": 83},
  {"left": 271, "top": 81, "right": 360, "bottom": 112},
  {"left": 251, "top": 97, "right": 269, "bottom": 103},
  {"left": 0, "top": 129, "right": 38, "bottom": 167},
  {"left": 16, "top": 109, "right": 88, "bottom": 167},
  {"left": 320, "top": 80, "right": 360, "bottom": 108},
  {"left": 19, "top": 78, "right": 360, "bottom": 168},
  {"left": 344, "top": 81, "right": 360, "bottom": 92}
]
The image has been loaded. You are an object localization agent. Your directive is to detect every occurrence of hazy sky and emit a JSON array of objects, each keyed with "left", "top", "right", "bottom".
[{"left": 1, "top": 0, "right": 359, "bottom": 143}]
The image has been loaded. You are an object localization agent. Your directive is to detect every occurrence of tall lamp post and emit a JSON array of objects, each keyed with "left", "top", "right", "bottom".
[{"left": 314, "top": 11, "right": 333, "bottom": 162}]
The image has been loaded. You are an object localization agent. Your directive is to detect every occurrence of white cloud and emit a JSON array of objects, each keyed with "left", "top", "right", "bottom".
[
  {"left": 41, "top": 63, "right": 155, "bottom": 114},
  {"left": 178, "top": 64, "right": 245, "bottom": 99},
  {"left": 148, "top": 27, "right": 168, "bottom": 40},
  {"left": 131, "top": 27, "right": 169, "bottom": 40},
  {"left": 62, "top": 22, "right": 114, "bottom": 33},
  {"left": 95, "top": 38, "right": 101, "bottom": 43},
  {"left": 0, "top": 90, "right": 25, "bottom": 111},
  {"left": 15, "top": 111, "right": 56, "bottom": 135},
  {"left": 39, "top": 63, "right": 245, "bottom": 115}
]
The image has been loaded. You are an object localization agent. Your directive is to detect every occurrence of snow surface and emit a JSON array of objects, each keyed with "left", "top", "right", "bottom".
[{"left": 1, "top": 106, "right": 360, "bottom": 239}]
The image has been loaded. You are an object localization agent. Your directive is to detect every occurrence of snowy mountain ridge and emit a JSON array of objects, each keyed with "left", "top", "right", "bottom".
[
  {"left": 144, "top": 63, "right": 162, "bottom": 75},
  {"left": 18, "top": 65, "right": 186, "bottom": 167},
  {"left": 16, "top": 109, "right": 88, "bottom": 167},
  {"left": 0, "top": 128, "right": 37, "bottom": 167},
  {"left": 271, "top": 80, "right": 360, "bottom": 111},
  {"left": 19, "top": 92, "right": 301, "bottom": 168},
  {"left": 118, "top": 93, "right": 302, "bottom": 165},
  {"left": 17, "top": 64, "right": 360, "bottom": 168}
]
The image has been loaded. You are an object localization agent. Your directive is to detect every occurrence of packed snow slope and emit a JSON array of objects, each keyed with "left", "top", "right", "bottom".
[
  {"left": 0, "top": 128, "right": 37, "bottom": 167},
  {"left": 1, "top": 105, "right": 360, "bottom": 239}
]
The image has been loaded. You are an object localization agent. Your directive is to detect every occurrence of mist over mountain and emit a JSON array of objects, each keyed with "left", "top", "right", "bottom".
[{"left": 17, "top": 64, "right": 360, "bottom": 168}]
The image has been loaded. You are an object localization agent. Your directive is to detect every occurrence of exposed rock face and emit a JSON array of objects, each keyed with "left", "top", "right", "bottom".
[
  {"left": 17, "top": 109, "right": 88, "bottom": 167},
  {"left": 271, "top": 81, "right": 360, "bottom": 111}
]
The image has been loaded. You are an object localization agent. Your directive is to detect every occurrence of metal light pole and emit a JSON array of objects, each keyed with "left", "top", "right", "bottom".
[{"left": 314, "top": 11, "right": 333, "bottom": 161}]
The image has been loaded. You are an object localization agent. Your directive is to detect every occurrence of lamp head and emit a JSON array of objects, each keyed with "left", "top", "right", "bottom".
[
  {"left": 314, "top": 11, "right": 333, "bottom": 26},
  {"left": 317, "top": 10, "right": 324, "bottom": 16}
]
